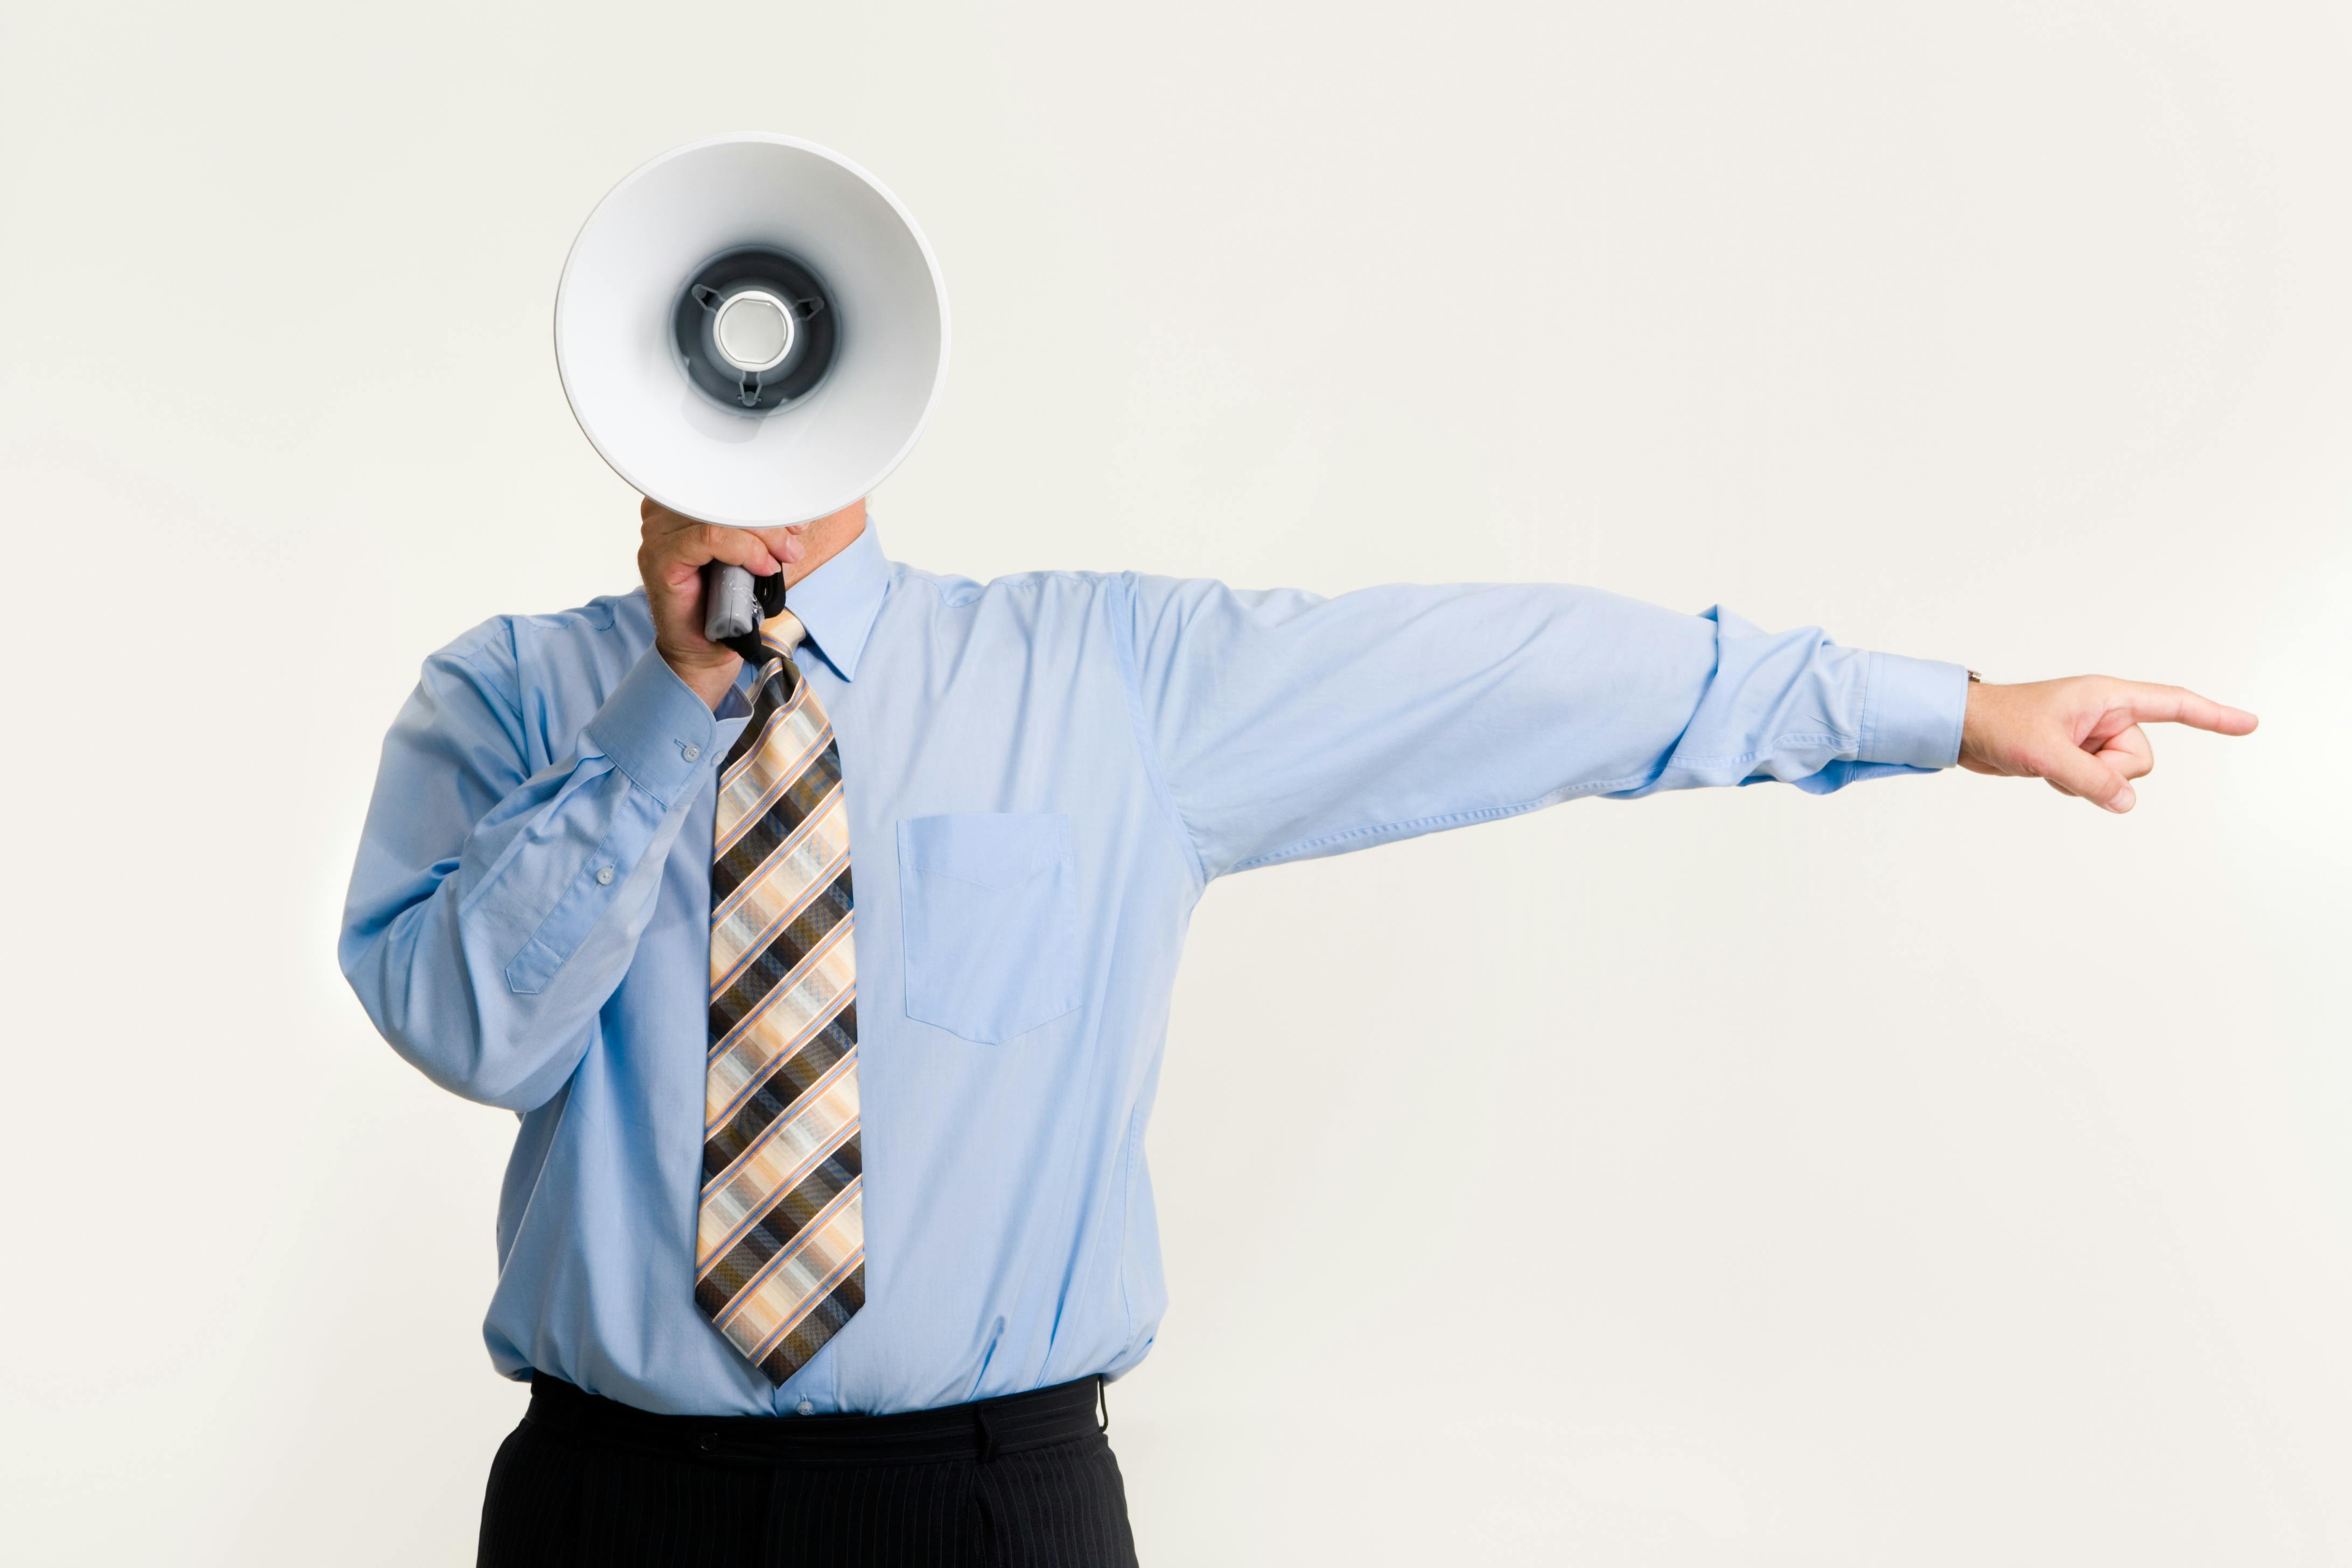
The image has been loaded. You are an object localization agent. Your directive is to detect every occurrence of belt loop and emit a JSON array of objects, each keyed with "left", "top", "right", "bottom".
[
  {"left": 973, "top": 1405, "right": 1000, "bottom": 1464},
  {"left": 1095, "top": 1375, "right": 1109, "bottom": 1433}
]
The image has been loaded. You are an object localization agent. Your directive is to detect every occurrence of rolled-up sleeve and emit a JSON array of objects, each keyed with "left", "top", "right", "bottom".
[
  {"left": 1117, "top": 576, "right": 1968, "bottom": 881},
  {"left": 339, "top": 630, "right": 720, "bottom": 1110}
]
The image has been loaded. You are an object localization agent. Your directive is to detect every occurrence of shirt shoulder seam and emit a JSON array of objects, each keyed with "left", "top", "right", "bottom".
[{"left": 444, "top": 624, "right": 528, "bottom": 729}]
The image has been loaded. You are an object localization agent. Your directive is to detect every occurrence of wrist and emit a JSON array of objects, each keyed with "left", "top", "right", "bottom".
[
  {"left": 1958, "top": 675, "right": 2006, "bottom": 772},
  {"left": 660, "top": 645, "right": 741, "bottom": 711}
]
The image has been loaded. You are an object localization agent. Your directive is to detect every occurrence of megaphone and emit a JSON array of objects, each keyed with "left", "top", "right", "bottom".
[{"left": 554, "top": 132, "right": 949, "bottom": 639}]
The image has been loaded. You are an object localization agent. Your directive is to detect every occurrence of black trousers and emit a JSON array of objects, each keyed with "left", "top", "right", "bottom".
[{"left": 479, "top": 1374, "right": 1140, "bottom": 1567}]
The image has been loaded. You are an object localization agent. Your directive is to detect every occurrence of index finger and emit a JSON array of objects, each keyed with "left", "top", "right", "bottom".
[
  {"left": 2116, "top": 682, "right": 2259, "bottom": 736},
  {"left": 640, "top": 497, "right": 705, "bottom": 537}
]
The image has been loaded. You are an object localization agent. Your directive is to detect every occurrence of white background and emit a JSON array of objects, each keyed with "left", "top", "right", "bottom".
[{"left": 3, "top": 3, "right": 2348, "bottom": 1563}]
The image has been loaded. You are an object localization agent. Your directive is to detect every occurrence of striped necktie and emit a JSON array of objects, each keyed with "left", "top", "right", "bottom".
[{"left": 696, "top": 607, "right": 865, "bottom": 1385}]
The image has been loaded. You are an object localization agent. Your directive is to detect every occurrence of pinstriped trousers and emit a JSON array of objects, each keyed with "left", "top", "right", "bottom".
[{"left": 478, "top": 1375, "right": 1140, "bottom": 1567}]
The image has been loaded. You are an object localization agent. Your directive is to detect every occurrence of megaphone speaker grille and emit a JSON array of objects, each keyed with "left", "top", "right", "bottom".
[{"left": 674, "top": 247, "right": 838, "bottom": 411}]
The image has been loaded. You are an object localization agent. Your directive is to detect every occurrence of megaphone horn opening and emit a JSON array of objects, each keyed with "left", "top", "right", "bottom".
[{"left": 671, "top": 246, "right": 839, "bottom": 415}]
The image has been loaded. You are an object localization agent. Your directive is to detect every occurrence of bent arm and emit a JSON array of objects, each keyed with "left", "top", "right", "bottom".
[
  {"left": 1121, "top": 575, "right": 1968, "bottom": 880},
  {"left": 339, "top": 635, "right": 719, "bottom": 1110}
]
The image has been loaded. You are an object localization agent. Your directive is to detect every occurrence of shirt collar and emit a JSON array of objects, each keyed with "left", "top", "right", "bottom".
[{"left": 769, "top": 518, "right": 890, "bottom": 681}]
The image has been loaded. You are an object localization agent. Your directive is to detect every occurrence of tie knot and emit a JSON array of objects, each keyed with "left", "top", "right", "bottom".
[{"left": 760, "top": 608, "right": 807, "bottom": 659}]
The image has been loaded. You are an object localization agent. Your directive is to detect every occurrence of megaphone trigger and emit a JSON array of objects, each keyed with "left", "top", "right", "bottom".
[{"left": 753, "top": 563, "right": 789, "bottom": 619}]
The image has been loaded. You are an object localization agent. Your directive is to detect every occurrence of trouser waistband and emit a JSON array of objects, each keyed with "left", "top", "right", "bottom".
[{"left": 523, "top": 1374, "right": 1108, "bottom": 1466}]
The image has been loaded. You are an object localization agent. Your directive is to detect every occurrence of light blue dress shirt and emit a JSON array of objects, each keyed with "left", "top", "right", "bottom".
[{"left": 340, "top": 523, "right": 1968, "bottom": 1417}]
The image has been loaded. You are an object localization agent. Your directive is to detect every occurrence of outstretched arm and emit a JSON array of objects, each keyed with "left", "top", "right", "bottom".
[
  {"left": 1958, "top": 677, "right": 2257, "bottom": 813},
  {"left": 1122, "top": 576, "right": 1973, "bottom": 881},
  {"left": 1118, "top": 575, "right": 2257, "bottom": 883}
]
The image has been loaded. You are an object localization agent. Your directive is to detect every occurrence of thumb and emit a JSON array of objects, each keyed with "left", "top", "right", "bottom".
[{"left": 2037, "top": 739, "right": 2138, "bottom": 814}]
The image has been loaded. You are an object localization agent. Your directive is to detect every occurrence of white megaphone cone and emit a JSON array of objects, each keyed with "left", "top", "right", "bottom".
[{"left": 554, "top": 133, "right": 949, "bottom": 639}]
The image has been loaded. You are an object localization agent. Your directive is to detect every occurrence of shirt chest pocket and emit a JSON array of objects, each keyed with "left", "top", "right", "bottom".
[{"left": 895, "top": 813, "right": 1083, "bottom": 1044}]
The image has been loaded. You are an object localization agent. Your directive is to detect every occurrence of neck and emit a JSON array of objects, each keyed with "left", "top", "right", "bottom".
[{"left": 786, "top": 499, "right": 867, "bottom": 587}]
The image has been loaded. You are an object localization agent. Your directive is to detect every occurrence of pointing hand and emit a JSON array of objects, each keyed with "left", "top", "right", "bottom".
[{"left": 1958, "top": 676, "right": 2258, "bottom": 813}]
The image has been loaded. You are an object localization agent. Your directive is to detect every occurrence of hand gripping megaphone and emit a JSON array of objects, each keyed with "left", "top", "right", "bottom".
[{"left": 554, "top": 133, "right": 950, "bottom": 640}]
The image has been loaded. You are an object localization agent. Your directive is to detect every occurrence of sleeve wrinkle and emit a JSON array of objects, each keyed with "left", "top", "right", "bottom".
[{"left": 1112, "top": 574, "right": 1210, "bottom": 890}]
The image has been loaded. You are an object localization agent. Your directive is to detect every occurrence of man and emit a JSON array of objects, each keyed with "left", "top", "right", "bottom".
[{"left": 341, "top": 496, "right": 2254, "bottom": 1566}]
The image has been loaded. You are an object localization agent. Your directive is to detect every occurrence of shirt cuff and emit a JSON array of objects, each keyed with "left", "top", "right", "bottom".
[
  {"left": 582, "top": 648, "right": 721, "bottom": 808},
  {"left": 1857, "top": 651, "right": 1969, "bottom": 769}
]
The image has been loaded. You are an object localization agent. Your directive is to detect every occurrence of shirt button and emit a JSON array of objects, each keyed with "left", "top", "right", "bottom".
[
  {"left": 682, "top": 743, "right": 702, "bottom": 762},
  {"left": 595, "top": 866, "right": 614, "bottom": 885},
  {"left": 796, "top": 1399, "right": 815, "bottom": 1416}
]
